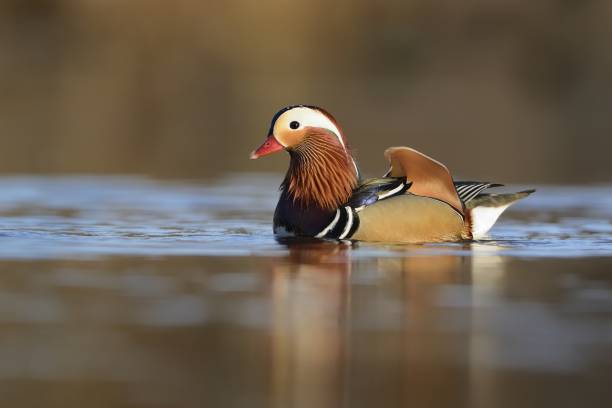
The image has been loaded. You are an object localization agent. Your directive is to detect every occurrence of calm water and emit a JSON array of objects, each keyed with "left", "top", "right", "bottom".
[{"left": 0, "top": 175, "right": 611, "bottom": 408}]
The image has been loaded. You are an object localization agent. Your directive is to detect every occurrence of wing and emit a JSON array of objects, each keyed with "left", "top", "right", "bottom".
[
  {"left": 454, "top": 181, "right": 503, "bottom": 203},
  {"left": 384, "top": 147, "right": 464, "bottom": 215},
  {"left": 346, "top": 177, "right": 412, "bottom": 210}
]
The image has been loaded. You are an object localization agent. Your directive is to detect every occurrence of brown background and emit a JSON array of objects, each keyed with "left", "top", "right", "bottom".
[{"left": 1, "top": 0, "right": 611, "bottom": 182}]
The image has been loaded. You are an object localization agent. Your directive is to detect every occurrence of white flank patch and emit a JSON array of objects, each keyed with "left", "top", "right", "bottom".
[{"left": 471, "top": 204, "right": 511, "bottom": 239}]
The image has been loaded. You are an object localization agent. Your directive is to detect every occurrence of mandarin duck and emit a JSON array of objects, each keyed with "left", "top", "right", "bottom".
[{"left": 251, "top": 105, "right": 534, "bottom": 243}]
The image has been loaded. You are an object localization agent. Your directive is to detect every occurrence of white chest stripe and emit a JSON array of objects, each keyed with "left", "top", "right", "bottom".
[
  {"left": 338, "top": 207, "right": 354, "bottom": 239},
  {"left": 315, "top": 209, "right": 341, "bottom": 238}
]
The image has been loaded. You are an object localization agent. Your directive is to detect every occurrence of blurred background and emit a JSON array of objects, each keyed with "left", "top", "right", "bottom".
[
  {"left": 1, "top": 3, "right": 612, "bottom": 408},
  {"left": 1, "top": 0, "right": 611, "bottom": 182}
]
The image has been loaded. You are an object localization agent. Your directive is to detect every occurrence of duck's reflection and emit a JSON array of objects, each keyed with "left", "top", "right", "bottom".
[
  {"left": 267, "top": 238, "right": 508, "bottom": 407},
  {"left": 269, "top": 238, "right": 352, "bottom": 408},
  {"left": 4, "top": 246, "right": 609, "bottom": 407}
]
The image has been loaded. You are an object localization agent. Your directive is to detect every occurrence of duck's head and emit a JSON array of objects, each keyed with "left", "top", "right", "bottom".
[
  {"left": 250, "top": 105, "right": 347, "bottom": 159},
  {"left": 251, "top": 105, "right": 358, "bottom": 210}
]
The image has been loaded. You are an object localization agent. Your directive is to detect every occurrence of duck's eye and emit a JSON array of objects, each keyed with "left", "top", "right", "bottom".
[{"left": 289, "top": 121, "right": 300, "bottom": 130}]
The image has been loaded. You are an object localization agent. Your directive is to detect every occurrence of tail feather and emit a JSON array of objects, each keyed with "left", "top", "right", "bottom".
[{"left": 468, "top": 189, "right": 535, "bottom": 239}]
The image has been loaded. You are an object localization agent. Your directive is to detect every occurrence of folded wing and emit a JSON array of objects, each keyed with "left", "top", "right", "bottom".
[{"left": 384, "top": 147, "right": 464, "bottom": 215}]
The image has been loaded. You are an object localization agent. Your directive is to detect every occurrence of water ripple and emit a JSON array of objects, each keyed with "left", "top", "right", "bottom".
[{"left": 0, "top": 175, "right": 609, "bottom": 259}]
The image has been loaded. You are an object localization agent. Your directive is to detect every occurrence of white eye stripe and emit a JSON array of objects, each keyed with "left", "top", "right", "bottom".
[{"left": 275, "top": 107, "right": 346, "bottom": 150}]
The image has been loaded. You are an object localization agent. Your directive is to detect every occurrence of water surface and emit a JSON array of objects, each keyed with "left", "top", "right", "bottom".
[{"left": 0, "top": 175, "right": 611, "bottom": 408}]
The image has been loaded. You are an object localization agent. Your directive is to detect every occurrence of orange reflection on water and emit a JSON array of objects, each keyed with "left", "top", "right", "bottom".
[
  {"left": 263, "top": 240, "right": 496, "bottom": 408},
  {"left": 1, "top": 245, "right": 611, "bottom": 408},
  {"left": 269, "top": 240, "right": 351, "bottom": 408}
]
